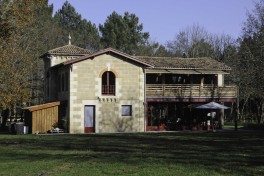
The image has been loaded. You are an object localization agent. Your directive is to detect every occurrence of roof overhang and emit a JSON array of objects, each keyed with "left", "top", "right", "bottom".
[
  {"left": 195, "top": 70, "right": 230, "bottom": 74},
  {"left": 25, "top": 102, "right": 60, "bottom": 112},
  {"left": 63, "top": 48, "right": 153, "bottom": 67},
  {"left": 40, "top": 52, "right": 88, "bottom": 58},
  {"left": 145, "top": 69, "right": 229, "bottom": 74}
]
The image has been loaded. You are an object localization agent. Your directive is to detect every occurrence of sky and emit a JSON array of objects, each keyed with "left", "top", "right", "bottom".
[{"left": 48, "top": 0, "right": 255, "bottom": 45}]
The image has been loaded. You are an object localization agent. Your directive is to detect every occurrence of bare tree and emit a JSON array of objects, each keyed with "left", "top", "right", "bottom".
[
  {"left": 167, "top": 24, "right": 209, "bottom": 57},
  {"left": 167, "top": 24, "right": 236, "bottom": 60}
]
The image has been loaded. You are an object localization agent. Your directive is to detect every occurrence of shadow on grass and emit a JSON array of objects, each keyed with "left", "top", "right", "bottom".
[{"left": 0, "top": 131, "right": 264, "bottom": 175}]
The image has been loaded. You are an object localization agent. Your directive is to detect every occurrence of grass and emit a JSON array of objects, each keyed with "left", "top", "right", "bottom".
[
  {"left": 224, "top": 121, "right": 264, "bottom": 131},
  {"left": 224, "top": 124, "right": 244, "bottom": 130},
  {"left": 0, "top": 131, "right": 263, "bottom": 176}
]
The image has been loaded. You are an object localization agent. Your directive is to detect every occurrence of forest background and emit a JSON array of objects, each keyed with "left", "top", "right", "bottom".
[{"left": 0, "top": 0, "right": 264, "bottom": 128}]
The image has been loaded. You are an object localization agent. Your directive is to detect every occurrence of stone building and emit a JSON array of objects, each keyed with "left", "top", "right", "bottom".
[{"left": 42, "top": 43, "right": 237, "bottom": 133}]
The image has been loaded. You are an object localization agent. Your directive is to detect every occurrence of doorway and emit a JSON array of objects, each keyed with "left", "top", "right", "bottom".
[{"left": 84, "top": 105, "right": 95, "bottom": 133}]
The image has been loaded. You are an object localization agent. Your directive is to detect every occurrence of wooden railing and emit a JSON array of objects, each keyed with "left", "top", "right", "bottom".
[{"left": 146, "top": 84, "right": 237, "bottom": 98}]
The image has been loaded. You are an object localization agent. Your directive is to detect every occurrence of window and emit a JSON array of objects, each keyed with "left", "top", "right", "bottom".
[
  {"left": 122, "top": 105, "right": 132, "bottom": 116},
  {"left": 102, "top": 71, "right": 115, "bottom": 95}
]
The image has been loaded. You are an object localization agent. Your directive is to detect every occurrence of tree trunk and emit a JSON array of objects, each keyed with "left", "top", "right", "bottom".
[
  {"left": 256, "top": 100, "right": 263, "bottom": 124},
  {"left": 232, "top": 102, "right": 239, "bottom": 131},
  {"left": 241, "top": 96, "right": 250, "bottom": 123},
  {"left": 260, "top": 102, "right": 264, "bottom": 124}
]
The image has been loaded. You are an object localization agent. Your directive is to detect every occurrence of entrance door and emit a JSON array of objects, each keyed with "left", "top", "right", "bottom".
[{"left": 84, "top": 105, "right": 95, "bottom": 133}]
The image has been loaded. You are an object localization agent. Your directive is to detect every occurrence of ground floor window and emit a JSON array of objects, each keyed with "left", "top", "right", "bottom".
[
  {"left": 148, "top": 103, "right": 187, "bottom": 128},
  {"left": 147, "top": 102, "right": 208, "bottom": 130},
  {"left": 122, "top": 105, "right": 132, "bottom": 116}
]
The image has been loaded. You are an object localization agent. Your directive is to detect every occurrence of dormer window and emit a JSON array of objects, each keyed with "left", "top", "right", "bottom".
[{"left": 102, "top": 71, "right": 115, "bottom": 95}]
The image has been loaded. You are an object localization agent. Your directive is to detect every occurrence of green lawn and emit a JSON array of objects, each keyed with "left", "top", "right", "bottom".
[{"left": 0, "top": 131, "right": 263, "bottom": 176}]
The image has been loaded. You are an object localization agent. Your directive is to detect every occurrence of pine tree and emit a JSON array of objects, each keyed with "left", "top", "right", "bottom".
[
  {"left": 54, "top": 1, "right": 101, "bottom": 51},
  {"left": 99, "top": 11, "right": 149, "bottom": 54}
]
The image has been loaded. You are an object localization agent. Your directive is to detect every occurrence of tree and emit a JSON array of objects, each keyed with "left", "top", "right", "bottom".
[
  {"left": 99, "top": 11, "right": 149, "bottom": 54},
  {"left": 167, "top": 24, "right": 210, "bottom": 57},
  {"left": 136, "top": 41, "right": 173, "bottom": 57},
  {"left": 237, "top": 0, "right": 264, "bottom": 124},
  {"left": 167, "top": 24, "right": 236, "bottom": 61},
  {"left": 75, "top": 19, "right": 101, "bottom": 51},
  {"left": 188, "top": 39, "right": 212, "bottom": 58},
  {"left": 209, "top": 34, "right": 237, "bottom": 62},
  {"left": 54, "top": 1, "right": 101, "bottom": 51},
  {"left": 0, "top": 0, "right": 47, "bottom": 107},
  {"left": 225, "top": 39, "right": 255, "bottom": 122},
  {"left": 0, "top": 0, "right": 47, "bottom": 128}
]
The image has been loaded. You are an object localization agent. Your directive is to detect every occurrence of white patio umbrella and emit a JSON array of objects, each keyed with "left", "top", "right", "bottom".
[
  {"left": 195, "top": 102, "right": 230, "bottom": 131},
  {"left": 195, "top": 102, "right": 230, "bottom": 109}
]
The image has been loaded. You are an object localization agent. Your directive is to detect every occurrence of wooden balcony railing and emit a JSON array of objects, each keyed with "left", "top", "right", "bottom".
[{"left": 146, "top": 84, "right": 237, "bottom": 98}]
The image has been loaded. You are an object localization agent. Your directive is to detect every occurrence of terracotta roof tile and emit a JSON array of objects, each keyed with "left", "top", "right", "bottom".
[
  {"left": 47, "top": 44, "right": 92, "bottom": 55},
  {"left": 50, "top": 47, "right": 231, "bottom": 71},
  {"left": 136, "top": 56, "right": 231, "bottom": 70},
  {"left": 63, "top": 48, "right": 153, "bottom": 67}
]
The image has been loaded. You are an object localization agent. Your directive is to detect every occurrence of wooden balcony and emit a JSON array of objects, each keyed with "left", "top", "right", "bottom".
[{"left": 146, "top": 84, "right": 237, "bottom": 98}]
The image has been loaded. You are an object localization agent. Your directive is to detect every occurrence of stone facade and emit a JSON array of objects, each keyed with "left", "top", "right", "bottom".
[{"left": 69, "top": 53, "right": 145, "bottom": 133}]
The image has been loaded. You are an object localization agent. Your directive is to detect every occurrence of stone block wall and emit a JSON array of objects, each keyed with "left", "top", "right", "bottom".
[{"left": 69, "top": 53, "right": 145, "bottom": 133}]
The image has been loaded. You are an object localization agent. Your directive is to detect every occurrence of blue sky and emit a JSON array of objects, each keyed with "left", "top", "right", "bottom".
[{"left": 49, "top": 0, "right": 255, "bottom": 45}]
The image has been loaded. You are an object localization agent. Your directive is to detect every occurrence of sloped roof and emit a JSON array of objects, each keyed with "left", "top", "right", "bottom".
[
  {"left": 51, "top": 47, "right": 231, "bottom": 71},
  {"left": 26, "top": 102, "right": 60, "bottom": 112},
  {"left": 63, "top": 48, "right": 152, "bottom": 67},
  {"left": 136, "top": 56, "right": 231, "bottom": 70},
  {"left": 41, "top": 44, "right": 91, "bottom": 57}
]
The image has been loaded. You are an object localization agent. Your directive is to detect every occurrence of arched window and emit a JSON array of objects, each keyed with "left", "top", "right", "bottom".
[{"left": 102, "top": 71, "right": 115, "bottom": 95}]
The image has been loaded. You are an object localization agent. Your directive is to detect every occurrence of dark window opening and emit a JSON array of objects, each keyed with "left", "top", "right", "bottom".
[
  {"left": 146, "top": 74, "right": 217, "bottom": 85},
  {"left": 102, "top": 71, "right": 115, "bottom": 95}
]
